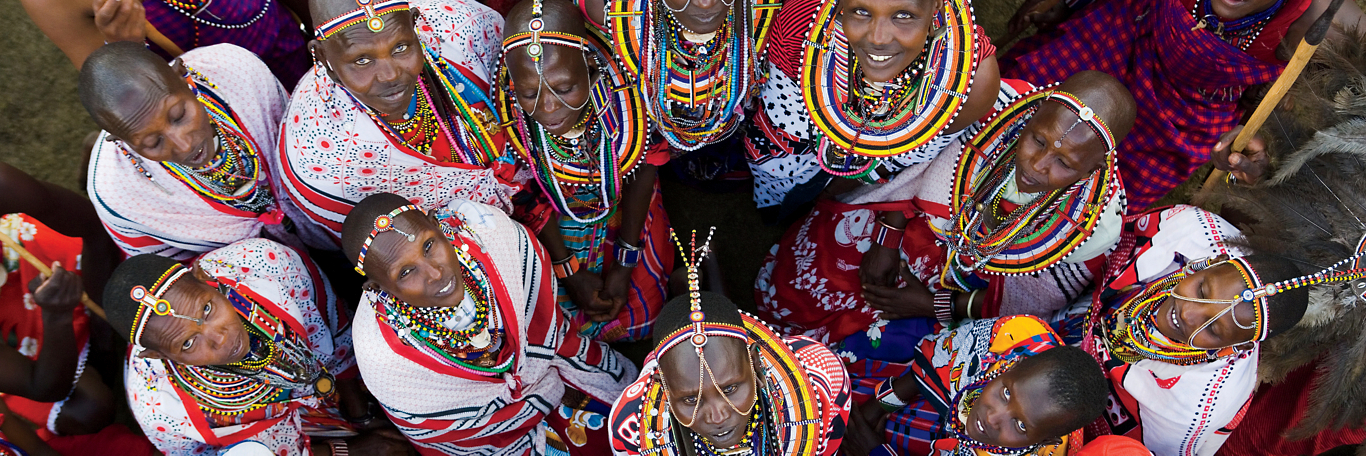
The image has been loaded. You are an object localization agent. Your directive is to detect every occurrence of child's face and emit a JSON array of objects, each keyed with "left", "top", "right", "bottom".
[{"left": 963, "top": 366, "right": 1071, "bottom": 448}]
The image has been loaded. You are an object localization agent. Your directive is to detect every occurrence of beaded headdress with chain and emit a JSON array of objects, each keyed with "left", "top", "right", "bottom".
[
  {"left": 128, "top": 264, "right": 203, "bottom": 350},
  {"left": 500, "top": 0, "right": 592, "bottom": 114},
  {"left": 1043, "top": 90, "right": 1116, "bottom": 154},
  {"left": 354, "top": 204, "right": 424, "bottom": 275},
  {"left": 315, "top": 0, "right": 410, "bottom": 39},
  {"left": 657, "top": 228, "right": 760, "bottom": 429}
]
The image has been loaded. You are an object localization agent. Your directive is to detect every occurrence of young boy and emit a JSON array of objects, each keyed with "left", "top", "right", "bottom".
[{"left": 846, "top": 315, "right": 1107, "bottom": 455}]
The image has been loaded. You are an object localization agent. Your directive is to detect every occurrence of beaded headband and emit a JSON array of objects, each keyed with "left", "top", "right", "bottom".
[
  {"left": 128, "top": 264, "right": 199, "bottom": 349},
  {"left": 500, "top": 0, "right": 592, "bottom": 115},
  {"left": 1044, "top": 91, "right": 1116, "bottom": 153},
  {"left": 354, "top": 204, "right": 424, "bottom": 275},
  {"left": 315, "top": 0, "right": 410, "bottom": 40}
]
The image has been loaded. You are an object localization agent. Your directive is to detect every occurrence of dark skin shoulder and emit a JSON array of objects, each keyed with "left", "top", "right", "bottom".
[
  {"left": 0, "top": 163, "right": 120, "bottom": 302},
  {"left": 945, "top": 55, "right": 1001, "bottom": 133}
]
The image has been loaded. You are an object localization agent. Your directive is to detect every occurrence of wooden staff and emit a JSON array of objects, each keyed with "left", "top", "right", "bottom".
[
  {"left": 0, "top": 231, "right": 106, "bottom": 319},
  {"left": 1204, "top": 0, "right": 1346, "bottom": 187}
]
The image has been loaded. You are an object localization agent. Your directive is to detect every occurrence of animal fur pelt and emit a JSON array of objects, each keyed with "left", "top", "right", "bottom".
[{"left": 1196, "top": 26, "right": 1366, "bottom": 440}]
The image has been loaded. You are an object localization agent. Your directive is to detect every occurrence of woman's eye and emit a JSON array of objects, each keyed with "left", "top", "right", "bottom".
[
  {"left": 202, "top": 303, "right": 212, "bottom": 318},
  {"left": 1058, "top": 158, "right": 1073, "bottom": 170},
  {"left": 1002, "top": 386, "right": 1012, "bottom": 401},
  {"left": 354, "top": 57, "right": 372, "bottom": 66},
  {"left": 853, "top": 8, "right": 869, "bottom": 15},
  {"left": 424, "top": 239, "right": 433, "bottom": 253},
  {"left": 894, "top": 11, "right": 912, "bottom": 19},
  {"left": 182, "top": 338, "right": 194, "bottom": 351},
  {"left": 394, "top": 43, "right": 409, "bottom": 53},
  {"left": 1016, "top": 420, "right": 1027, "bottom": 433},
  {"left": 683, "top": 396, "right": 698, "bottom": 404},
  {"left": 399, "top": 267, "right": 412, "bottom": 278},
  {"left": 723, "top": 384, "right": 739, "bottom": 394}
]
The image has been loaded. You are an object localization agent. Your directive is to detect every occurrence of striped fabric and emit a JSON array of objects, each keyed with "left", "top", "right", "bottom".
[
  {"left": 553, "top": 181, "right": 673, "bottom": 342},
  {"left": 1000, "top": 0, "right": 1309, "bottom": 211}
]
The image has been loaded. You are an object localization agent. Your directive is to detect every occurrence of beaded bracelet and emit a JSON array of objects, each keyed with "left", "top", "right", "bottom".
[
  {"left": 933, "top": 290, "right": 956, "bottom": 326},
  {"left": 552, "top": 255, "right": 580, "bottom": 280},
  {"left": 874, "top": 378, "right": 907, "bottom": 412},
  {"left": 616, "top": 238, "right": 642, "bottom": 268},
  {"left": 874, "top": 220, "right": 905, "bottom": 250}
]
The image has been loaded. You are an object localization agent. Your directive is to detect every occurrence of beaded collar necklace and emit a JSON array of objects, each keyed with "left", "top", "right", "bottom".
[
  {"left": 643, "top": 2, "right": 753, "bottom": 151},
  {"left": 945, "top": 376, "right": 1040, "bottom": 456},
  {"left": 1189, "top": 0, "right": 1286, "bottom": 50},
  {"left": 936, "top": 87, "right": 1120, "bottom": 284},
  {"left": 121, "top": 66, "right": 272, "bottom": 213},
  {"left": 802, "top": 0, "right": 977, "bottom": 175}
]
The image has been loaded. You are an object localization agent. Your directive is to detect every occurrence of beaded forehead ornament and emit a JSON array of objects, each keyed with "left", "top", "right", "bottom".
[
  {"left": 129, "top": 264, "right": 204, "bottom": 349},
  {"left": 315, "top": 0, "right": 410, "bottom": 40},
  {"left": 1044, "top": 90, "right": 1116, "bottom": 154},
  {"left": 658, "top": 228, "right": 757, "bottom": 428},
  {"left": 500, "top": 0, "right": 592, "bottom": 114},
  {"left": 354, "top": 204, "right": 424, "bottom": 275},
  {"left": 1174, "top": 242, "right": 1366, "bottom": 347}
]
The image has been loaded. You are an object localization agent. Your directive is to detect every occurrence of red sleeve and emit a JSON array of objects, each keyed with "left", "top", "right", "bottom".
[{"left": 766, "top": 0, "right": 823, "bottom": 79}]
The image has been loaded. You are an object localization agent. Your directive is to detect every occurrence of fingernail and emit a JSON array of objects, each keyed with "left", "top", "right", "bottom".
[{"left": 1215, "top": 142, "right": 1224, "bottom": 149}]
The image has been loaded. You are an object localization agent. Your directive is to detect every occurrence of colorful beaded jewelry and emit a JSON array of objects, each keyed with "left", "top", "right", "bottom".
[
  {"left": 874, "top": 220, "right": 904, "bottom": 250},
  {"left": 552, "top": 254, "right": 580, "bottom": 279},
  {"left": 1043, "top": 90, "right": 1116, "bottom": 153},
  {"left": 314, "top": 0, "right": 409, "bottom": 39},
  {"left": 162, "top": 0, "right": 275, "bottom": 29},
  {"left": 615, "top": 238, "right": 643, "bottom": 268},
  {"left": 129, "top": 265, "right": 197, "bottom": 348},
  {"left": 874, "top": 378, "right": 907, "bottom": 412},
  {"left": 354, "top": 204, "right": 423, "bottom": 275}
]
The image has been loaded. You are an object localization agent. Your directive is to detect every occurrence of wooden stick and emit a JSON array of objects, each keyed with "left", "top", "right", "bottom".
[
  {"left": 0, "top": 231, "right": 107, "bottom": 319},
  {"left": 1204, "top": 0, "right": 1346, "bottom": 187}
]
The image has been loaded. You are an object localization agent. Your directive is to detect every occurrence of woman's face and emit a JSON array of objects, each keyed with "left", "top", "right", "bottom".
[{"left": 840, "top": 0, "right": 935, "bottom": 83}]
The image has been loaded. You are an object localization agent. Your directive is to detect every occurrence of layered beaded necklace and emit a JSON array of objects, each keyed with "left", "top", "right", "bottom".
[
  {"left": 643, "top": 3, "right": 755, "bottom": 151},
  {"left": 376, "top": 220, "right": 512, "bottom": 376},
  {"left": 124, "top": 68, "right": 273, "bottom": 214},
  {"left": 166, "top": 286, "right": 333, "bottom": 419},
  {"left": 815, "top": 36, "right": 930, "bottom": 179},
  {"left": 1189, "top": 0, "right": 1286, "bottom": 50}
]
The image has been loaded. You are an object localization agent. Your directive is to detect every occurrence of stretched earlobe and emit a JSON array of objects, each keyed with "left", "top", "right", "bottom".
[{"left": 137, "top": 348, "right": 166, "bottom": 359}]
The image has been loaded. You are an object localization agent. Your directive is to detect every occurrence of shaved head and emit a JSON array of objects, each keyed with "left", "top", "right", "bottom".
[
  {"left": 77, "top": 42, "right": 182, "bottom": 138},
  {"left": 1055, "top": 70, "right": 1137, "bottom": 143},
  {"left": 503, "top": 0, "right": 597, "bottom": 136}
]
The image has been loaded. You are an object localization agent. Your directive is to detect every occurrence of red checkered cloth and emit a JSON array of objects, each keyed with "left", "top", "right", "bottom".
[{"left": 1001, "top": 0, "right": 1308, "bottom": 211}]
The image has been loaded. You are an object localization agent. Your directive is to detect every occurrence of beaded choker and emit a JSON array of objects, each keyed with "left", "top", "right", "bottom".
[
  {"left": 802, "top": 0, "right": 977, "bottom": 164},
  {"left": 935, "top": 86, "right": 1120, "bottom": 283},
  {"left": 315, "top": 0, "right": 409, "bottom": 39},
  {"left": 497, "top": 26, "right": 649, "bottom": 224}
]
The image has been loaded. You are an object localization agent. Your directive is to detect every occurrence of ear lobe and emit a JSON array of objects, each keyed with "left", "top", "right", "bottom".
[
  {"left": 1040, "top": 436, "right": 1064, "bottom": 446},
  {"left": 170, "top": 57, "right": 187, "bottom": 76},
  {"left": 137, "top": 348, "right": 166, "bottom": 359},
  {"left": 190, "top": 263, "right": 213, "bottom": 282}
]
